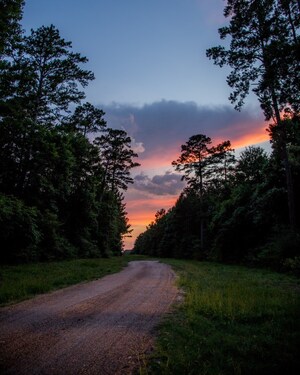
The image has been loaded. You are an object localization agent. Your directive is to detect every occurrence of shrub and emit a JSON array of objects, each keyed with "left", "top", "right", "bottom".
[{"left": 0, "top": 194, "right": 41, "bottom": 263}]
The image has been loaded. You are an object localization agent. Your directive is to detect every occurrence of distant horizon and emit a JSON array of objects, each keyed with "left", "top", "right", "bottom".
[{"left": 123, "top": 135, "right": 272, "bottom": 249}]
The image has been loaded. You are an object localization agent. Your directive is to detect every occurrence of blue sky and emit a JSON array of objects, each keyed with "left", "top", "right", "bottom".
[
  {"left": 22, "top": 0, "right": 233, "bottom": 106},
  {"left": 22, "top": 0, "right": 270, "bottom": 248}
]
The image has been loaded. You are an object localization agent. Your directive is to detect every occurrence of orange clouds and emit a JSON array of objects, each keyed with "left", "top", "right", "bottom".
[
  {"left": 136, "top": 146, "right": 179, "bottom": 169},
  {"left": 103, "top": 100, "right": 272, "bottom": 249},
  {"left": 123, "top": 129, "right": 271, "bottom": 249},
  {"left": 231, "top": 129, "right": 269, "bottom": 149},
  {"left": 124, "top": 190, "right": 178, "bottom": 249},
  {"left": 212, "top": 120, "right": 269, "bottom": 149}
]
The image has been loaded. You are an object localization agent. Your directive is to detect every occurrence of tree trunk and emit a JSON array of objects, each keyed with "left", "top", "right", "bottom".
[
  {"left": 258, "top": 20, "right": 297, "bottom": 231},
  {"left": 200, "top": 217, "right": 204, "bottom": 249},
  {"left": 271, "top": 88, "right": 296, "bottom": 230}
]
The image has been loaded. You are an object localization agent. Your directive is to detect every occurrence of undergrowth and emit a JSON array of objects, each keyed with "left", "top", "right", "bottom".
[
  {"left": 0, "top": 255, "right": 145, "bottom": 305},
  {"left": 146, "top": 260, "right": 300, "bottom": 375}
]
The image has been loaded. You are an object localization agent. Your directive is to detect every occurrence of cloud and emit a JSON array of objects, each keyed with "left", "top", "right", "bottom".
[
  {"left": 101, "top": 100, "right": 268, "bottom": 169},
  {"left": 133, "top": 171, "right": 185, "bottom": 196},
  {"left": 99, "top": 100, "right": 270, "bottom": 249},
  {"left": 131, "top": 137, "right": 145, "bottom": 154},
  {"left": 123, "top": 189, "right": 179, "bottom": 248}
]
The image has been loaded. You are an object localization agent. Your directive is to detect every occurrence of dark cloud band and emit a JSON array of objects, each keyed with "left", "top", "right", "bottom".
[
  {"left": 133, "top": 171, "right": 185, "bottom": 196},
  {"left": 100, "top": 100, "right": 266, "bottom": 161}
]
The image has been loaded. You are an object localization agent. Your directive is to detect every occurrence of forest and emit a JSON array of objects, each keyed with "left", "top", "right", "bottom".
[
  {"left": 133, "top": 0, "right": 300, "bottom": 274},
  {"left": 0, "top": 2, "right": 299, "bottom": 374},
  {"left": 0, "top": 0, "right": 140, "bottom": 263},
  {"left": 1, "top": 1, "right": 299, "bottom": 271}
]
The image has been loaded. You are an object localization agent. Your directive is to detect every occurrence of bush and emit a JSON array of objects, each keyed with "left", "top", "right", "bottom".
[
  {"left": 0, "top": 194, "right": 41, "bottom": 264},
  {"left": 249, "top": 228, "right": 300, "bottom": 270},
  {"left": 282, "top": 256, "right": 300, "bottom": 276},
  {"left": 39, "top": 210, "right": 77, "bottom": 261}
]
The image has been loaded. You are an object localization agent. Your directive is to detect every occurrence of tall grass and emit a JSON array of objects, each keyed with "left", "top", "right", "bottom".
[
  {"left": 148, "top": 260, "right": 300, "bottom": 375},
  {"left": 2, "top": 257, "right": 299, "bottom": 374},
  {"left": 0, "top": 256, "right": 144, "bottom": 305}
]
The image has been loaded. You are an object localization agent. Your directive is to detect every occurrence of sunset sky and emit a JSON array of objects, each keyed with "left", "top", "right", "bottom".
[{"left": 22, "top": 0, "right": 271, "bottom": 248}]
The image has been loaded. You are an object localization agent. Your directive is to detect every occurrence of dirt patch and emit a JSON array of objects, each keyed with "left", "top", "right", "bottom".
[{"left": 0, "top": 261, "right": 179, "bottom": 374}]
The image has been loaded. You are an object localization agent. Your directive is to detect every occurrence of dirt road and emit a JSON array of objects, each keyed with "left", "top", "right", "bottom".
[{"left": 0, "top": 261, "right": 179, "bottom": 375}]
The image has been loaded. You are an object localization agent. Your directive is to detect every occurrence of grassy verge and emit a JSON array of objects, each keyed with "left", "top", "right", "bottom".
[
  {"left": 147, "top": 260, "right": 300, "bottom": 375},
  {"left": 0, "top": 255, "right": 145, "bottom": 305}
]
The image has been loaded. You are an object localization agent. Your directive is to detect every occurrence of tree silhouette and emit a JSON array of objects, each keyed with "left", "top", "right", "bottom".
[
  {"left": 172, "top": 134, "right": 212, "bottom": 197},
  {"left": 2, "top": 24, "right": 94, "bottom": 124},
  {"left": 237, "top": 146, "right": 269, "bottom": 183},
  {"left": 94, "top": 128, "right": 140, "bottom": 197},
  {"left": 66, "top": 102, "right": 107, "bottom": 136},
  {"left": 172, "top": 134, "right": 235, "bottom": 248},
  {"left": 206, "top": 0, "right": 300, "bottom": 229},
  {"left": 0, "top": 0, "right": 24, "bottom": 55},
  {"left": 0, "top": 9, "right": 138, "bottom": 262}
]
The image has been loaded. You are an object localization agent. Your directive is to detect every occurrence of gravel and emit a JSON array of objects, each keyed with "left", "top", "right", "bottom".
[{"left": 0, "top": 261, "right": 179, "bottom": 374}]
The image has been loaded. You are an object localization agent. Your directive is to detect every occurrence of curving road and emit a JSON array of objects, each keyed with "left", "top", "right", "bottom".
[{"left": 0, "top": 261, "right": 179, "bottom": 375}]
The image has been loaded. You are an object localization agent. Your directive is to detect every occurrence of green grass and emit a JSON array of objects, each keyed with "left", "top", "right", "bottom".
[
  {"left": 147, "top": 260, "right": 300, "bottom": 375},
  {"left": 2, "top": 256, "right": 299, "bottom": 374},
  {"left": 0, "top": 255, "right": 145, "bottom": 305}
]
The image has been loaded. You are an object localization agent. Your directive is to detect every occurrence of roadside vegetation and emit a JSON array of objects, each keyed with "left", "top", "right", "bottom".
[
  {"left": 1, "top": 255, "right": 299, "bottom": 374},
  {"left": 0, "top": 255, "right": 145, "bottom": 305},
  {"left": 133, "top": 0, "right": 300, "bottom": 275},
  {"left": 145, "top": 259, "right": 300, "bottom": 375},
  {"left": 0, "top": 1, "right": 139, "bottom": 264}
]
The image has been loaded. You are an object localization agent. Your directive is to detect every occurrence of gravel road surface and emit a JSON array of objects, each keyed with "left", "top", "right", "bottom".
[{"left": 0, "top": 261, "right": 179, "bottom": 375}]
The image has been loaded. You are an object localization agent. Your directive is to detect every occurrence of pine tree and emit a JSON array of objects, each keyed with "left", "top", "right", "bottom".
[{"left": 206, "top": 0, "right": 300, "bottom": 229}]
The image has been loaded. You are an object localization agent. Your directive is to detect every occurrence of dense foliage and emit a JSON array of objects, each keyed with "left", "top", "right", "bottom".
[
  {"left": 149, "top": 260, "right": 300, "bottom": 374},
  {"left": 134, "top": 130, "right": 300, "bottom": 271},
  {"left": 207, "top": 0, "right": 300, "bottom": 229},
  {"left": 133, "top": 0, "right": 300, "bottom": 272},
  {"left": 0, "top": 1, "right": 139, "bottom": 263}
]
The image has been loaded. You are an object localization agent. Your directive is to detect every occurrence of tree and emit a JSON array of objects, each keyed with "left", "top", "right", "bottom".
[
  {"left": 206, "top": 0, "right": 300, "bottom": 229},
  {"left": 172, "top": 134, "right": 212, "bottom": 197},
  {"left": 0, "top": 8, "right": 138, "bottom": 262},
  {"left": 1, "top": 24, "right": 94, "bottom": 124},
  {"left": 237, "top": 146, "right": 269, "bottom": 183},
  {"left": 172, "top": 134, "right": 234, "bottom": 248},
  {"left": 0, "top": 24, "right": 95, "bottom": 197},
  {"left": 209, "top": 140, "right": 236, "bottom": 186},
  {"left": 207, "top": 0, "right": 299, "bottom": 118},
  {"left": 93, "top": 129, "right": 140, "bottom": 197},
  {"left": 133, "top": 208, "right": 172, "bottom": 257},
  {"left": 0, "top": 193, "right": 41, "bottom": 263},
  {"left": 65, "top": 102, "right": 106, "bottom": 136},
  {"left": 91, "top": 129, "right": 140, "bottom": 256},
  {"left": 172, "top": 135, "right": 235, "bottom": 195},
  {"left": 0, "top": 0, "right": 24, "bottom": 55}
]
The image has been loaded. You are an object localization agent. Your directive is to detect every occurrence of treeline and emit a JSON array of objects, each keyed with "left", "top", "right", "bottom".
[
  {"left": 134, "top": 0, "right": 300, "bottom": 273},
  {"left": 0, "top": 1, "right": 139, "bottom": 263},
  {"left": 133, "top": 126, "right": 300, "bottom": 271}
]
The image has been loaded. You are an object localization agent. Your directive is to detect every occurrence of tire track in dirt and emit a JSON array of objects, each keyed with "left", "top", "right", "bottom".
[{"left": 0, "top": 261, "right": 179, "bottom": 374}]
